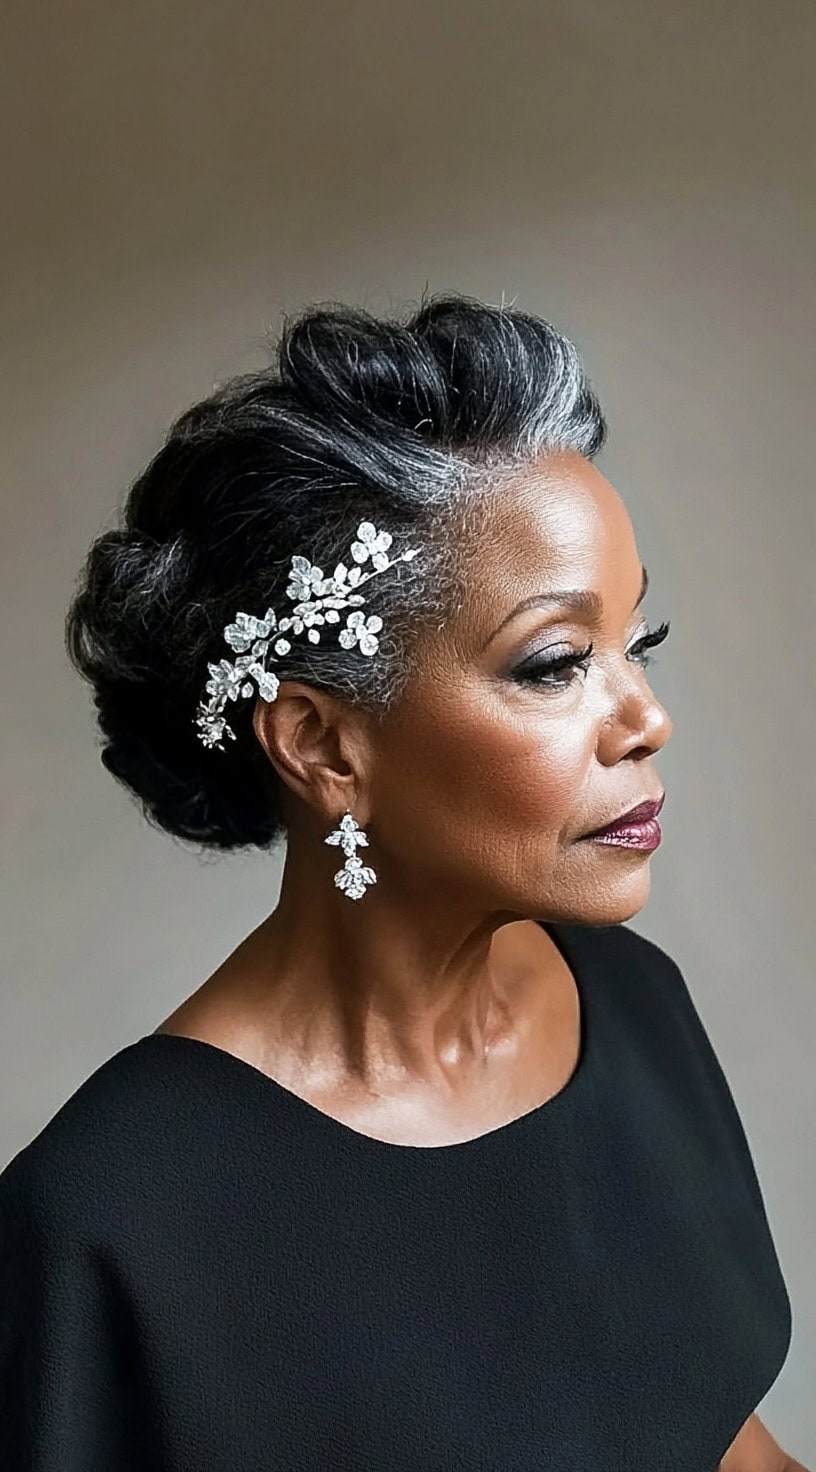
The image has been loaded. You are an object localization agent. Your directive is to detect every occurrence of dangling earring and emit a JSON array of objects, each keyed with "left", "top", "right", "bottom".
[{"left": 324, "top": 808, "right": 377, "bottom": 901}]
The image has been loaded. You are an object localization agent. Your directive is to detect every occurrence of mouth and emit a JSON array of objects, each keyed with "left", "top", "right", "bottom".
[{"left": 581, "top": 792, "right": 665, "bottom": 839}]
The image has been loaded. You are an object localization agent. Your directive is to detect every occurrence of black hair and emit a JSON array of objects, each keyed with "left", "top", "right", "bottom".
[{"left": 65, "top": 291, "right": 607, "bottom": 854}]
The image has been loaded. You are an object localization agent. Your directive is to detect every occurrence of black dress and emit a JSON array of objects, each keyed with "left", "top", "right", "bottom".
[{"left": 0, "top": 921, "right": 792, "bottom": 1471}]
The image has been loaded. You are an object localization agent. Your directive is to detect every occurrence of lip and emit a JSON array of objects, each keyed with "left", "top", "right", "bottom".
[{"left": 583, "top": 792, "right": 665, "bottom": 838}]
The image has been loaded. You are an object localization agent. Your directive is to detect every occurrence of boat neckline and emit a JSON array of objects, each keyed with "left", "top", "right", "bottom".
[{"left": 133, "top": 919, "right": 593, "bottom": 1156}]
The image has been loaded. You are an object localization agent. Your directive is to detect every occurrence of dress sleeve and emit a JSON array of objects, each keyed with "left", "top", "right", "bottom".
[{"left": 0, "top": 1149, "right": 145, "bottom": 1471}]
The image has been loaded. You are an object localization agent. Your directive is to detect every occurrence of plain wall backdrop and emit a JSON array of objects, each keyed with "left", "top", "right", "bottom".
[{"left": 1, "top": 0, "right": 813, "bottom": 1457}]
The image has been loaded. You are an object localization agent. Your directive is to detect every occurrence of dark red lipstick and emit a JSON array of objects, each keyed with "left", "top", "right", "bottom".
[{"left": 580, "top": 793, "right": 665, "bottom": 850}]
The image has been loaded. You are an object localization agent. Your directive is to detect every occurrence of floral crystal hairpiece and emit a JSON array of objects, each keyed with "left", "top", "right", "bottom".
[{"left": 194, "top": 521, "right": 421, "bottom": 751}]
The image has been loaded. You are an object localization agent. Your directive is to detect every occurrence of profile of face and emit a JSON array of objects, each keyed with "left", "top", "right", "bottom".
[{"left": 370, "top": 450, "right": 673, "bottom": 929}]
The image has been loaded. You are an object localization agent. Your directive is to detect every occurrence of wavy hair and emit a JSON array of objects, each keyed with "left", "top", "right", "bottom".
[{"left": 65, "top": 292, "right": 607, "bottom": 853}]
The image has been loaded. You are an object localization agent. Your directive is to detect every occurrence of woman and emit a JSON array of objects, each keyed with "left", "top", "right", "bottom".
[{"left": 0, "top": 294, "right": 802, "bottom": 1470}]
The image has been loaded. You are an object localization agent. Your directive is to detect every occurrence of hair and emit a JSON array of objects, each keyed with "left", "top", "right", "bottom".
[{"left": 65, "top": 291, "right": 607, "bottom": 855}]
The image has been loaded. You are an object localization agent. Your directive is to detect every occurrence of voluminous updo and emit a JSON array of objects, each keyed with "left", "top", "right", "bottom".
[{"left": 65, "top": 292, "right": 607, "bottom": 854}]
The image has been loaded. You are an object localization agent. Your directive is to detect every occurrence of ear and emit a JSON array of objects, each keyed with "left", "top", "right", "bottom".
[{"left": 251, "top": 681, "right": 373, "bottom": 821}]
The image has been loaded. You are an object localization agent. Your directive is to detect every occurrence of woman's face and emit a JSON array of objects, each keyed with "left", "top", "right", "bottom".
[{"left": 372, "top": 450, "right": 673, "bottom": 928}]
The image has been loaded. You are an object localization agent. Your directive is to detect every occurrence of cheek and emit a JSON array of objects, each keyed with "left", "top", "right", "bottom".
[
  {"left": 376, "top": 688, "right": 592, "bottom": 853},
  {"left": 475, "top": 711, "right": 591, "bottom": 840}
]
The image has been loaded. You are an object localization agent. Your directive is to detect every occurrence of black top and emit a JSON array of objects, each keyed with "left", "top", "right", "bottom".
[{"left": 0, "top": 921, "right": 792, "bottom": 1472}]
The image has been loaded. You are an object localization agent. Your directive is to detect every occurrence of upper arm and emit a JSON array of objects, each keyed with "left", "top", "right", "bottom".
[{"left": 718, "top": 1412, "right": 788, "bottom": 1471}]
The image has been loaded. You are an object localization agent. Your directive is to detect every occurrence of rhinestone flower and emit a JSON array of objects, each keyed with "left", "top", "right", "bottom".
[
  {"left": 324, "top": 813, "right": 376, "bottom": 899},
  {"left": 350, "top": 522, "right": 393, "bottom": 571},
  {"left": 194, "top": 521, "right": 421, "bottom": 751},
  {"left": 337, "top": 611, "right": 383, "bottom": 655}
]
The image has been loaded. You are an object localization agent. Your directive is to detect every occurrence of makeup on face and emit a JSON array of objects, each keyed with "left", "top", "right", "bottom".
[
  {"left": 577, "top": 794, "right": 665, "bottom": 851},
  {"left": 478, "top": 546, "right": 670, "bottom": 858}
]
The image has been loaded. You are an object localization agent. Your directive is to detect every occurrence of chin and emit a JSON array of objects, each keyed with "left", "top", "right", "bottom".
[{"left": 547, "top": 876, "right": 652, "bottom": 930}]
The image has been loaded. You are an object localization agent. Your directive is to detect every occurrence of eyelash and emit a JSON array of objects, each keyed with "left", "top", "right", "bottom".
[{"left": 516, "top": 620, "right": 672, "bottom": 689}]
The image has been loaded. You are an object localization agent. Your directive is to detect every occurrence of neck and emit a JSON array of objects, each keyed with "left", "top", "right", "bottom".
[{"left": 214, "top": 849, "right": 562, "bottom": 1093}]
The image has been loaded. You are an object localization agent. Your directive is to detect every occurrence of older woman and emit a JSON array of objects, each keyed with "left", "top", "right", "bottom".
[{"left": 0, "top": 294, "right": 801, "bottom": 1470}]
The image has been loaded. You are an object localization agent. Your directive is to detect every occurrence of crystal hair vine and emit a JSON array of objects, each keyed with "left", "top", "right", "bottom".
[{"left": 194, "top": 521, "right": 422, "bottom": 751}]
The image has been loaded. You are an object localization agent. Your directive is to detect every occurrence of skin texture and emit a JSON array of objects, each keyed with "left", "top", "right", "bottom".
[
  {"left": 157, "top": 450, "right": 806, "bottom": 1465},
  {"left": 158, "top": 448, "right": 673, "bottom": 1140},
  {"left": 718, "top": 1410, "right": 807, "bottom": 1470}
]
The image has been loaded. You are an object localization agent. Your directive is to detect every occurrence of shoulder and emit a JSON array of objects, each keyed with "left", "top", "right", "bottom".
[
  {"left": 580, "top": 922, "right": 774, "bottom": 1215},
  {"left": 565, "top": 917, "right": 690, "bottom": 1001},
  {"left": 603, "top": 922, "right": 719, "bottom": 1047},
  {"left": 569, "top": 920, "right": 741, "bottom": 1103},
  {"left": 0, "top": 1036, "right": 211, "bottom": 1240}
]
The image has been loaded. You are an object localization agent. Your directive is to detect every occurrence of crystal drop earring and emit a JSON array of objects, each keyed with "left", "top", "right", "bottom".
[{"left": 324, "top": 808, "right": 377, "bottom": 901}]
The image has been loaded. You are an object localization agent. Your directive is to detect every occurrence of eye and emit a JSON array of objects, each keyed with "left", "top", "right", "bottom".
[
  {"left": 514, "top": 619, "right": 671, "bottom": 689},
  {"left": 629, "top": 618, "right": 671, "bottom": 669}
]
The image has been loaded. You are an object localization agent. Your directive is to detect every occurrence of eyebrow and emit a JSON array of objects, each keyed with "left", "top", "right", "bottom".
[{"left": 483, "top": 565, "right": 649, "bottom": 651}]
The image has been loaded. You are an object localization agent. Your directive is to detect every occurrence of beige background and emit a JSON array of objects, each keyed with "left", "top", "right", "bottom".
[{"left": 2, "top": 0, "right": 813, "bottom": 1456}]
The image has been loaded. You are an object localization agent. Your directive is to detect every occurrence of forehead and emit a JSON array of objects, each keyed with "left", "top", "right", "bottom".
[
  {"left": 472, "top": 450, "right": 635, "bottom": 590},
  {"left": 426, "top": 450, "right": 641, "bottom": 668}
]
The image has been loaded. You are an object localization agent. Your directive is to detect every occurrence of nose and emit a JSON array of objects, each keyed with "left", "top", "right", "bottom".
[
  {"left": 600, "top": 683, "right": 672, "bottom": 762},
  {"left": 641, "top": 690, "right": 672, "bottom": 750}
]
